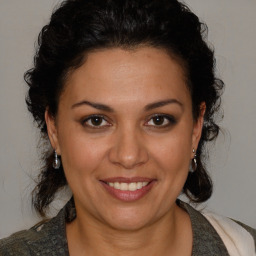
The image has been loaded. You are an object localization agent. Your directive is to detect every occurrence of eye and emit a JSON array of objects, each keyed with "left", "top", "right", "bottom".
[
  {"left": 146, "top": 114, "right": 176, "bottom": 128},
  {"left": 82, "top": 115, "right": 110, "bottom": 128}
]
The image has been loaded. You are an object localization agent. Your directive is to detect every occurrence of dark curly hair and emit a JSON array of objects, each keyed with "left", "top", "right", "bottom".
[{"left": 25, "top": 0, "right": 224, "bottom": 216}]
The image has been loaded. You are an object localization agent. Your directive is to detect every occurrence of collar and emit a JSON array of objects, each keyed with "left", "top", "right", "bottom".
[{"left": 177, "top": 200, "right": 229, "bottom": 256}]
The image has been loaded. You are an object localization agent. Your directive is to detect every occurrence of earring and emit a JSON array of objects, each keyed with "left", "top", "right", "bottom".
[
  {"left": 190, "top": 148, "right": 197, "bottom": 172},
  {"left": 53, "top": 150, "right": 61, "bottom": 169}
]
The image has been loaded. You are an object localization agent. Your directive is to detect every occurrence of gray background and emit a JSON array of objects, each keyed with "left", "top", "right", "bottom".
[{"left": 0, "top": 0, "right": 255, "bottom": 238}]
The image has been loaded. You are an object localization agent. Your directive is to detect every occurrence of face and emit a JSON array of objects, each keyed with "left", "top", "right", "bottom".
[{"left": 46, "top": 47, "right": 204, "bottom": 230}]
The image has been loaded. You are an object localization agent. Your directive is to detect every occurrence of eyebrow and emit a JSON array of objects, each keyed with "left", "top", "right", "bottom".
[
  {"left": 144, "top": 99, "right": 183, "bottom": 111},
  {"left": 71, "top": 99, "right": 183, "bottom": 112},
  {"left": 71, "top": 100, "right": 114, "bottom": 112}
]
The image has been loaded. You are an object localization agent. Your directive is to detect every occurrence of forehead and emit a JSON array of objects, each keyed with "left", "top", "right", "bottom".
[{"left": 61, "top": 47, "right": 191, "bottom": 108}]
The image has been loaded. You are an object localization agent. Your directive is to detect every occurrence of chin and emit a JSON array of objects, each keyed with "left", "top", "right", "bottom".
[{"left": 100, "top": 206, "right": 160, "bottom": 231}]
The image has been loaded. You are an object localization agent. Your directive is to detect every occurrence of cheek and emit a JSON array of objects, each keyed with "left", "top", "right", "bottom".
[
  {"left": 149, "top": 127, "right": 193, "bottom": 178},
  {"left": 58, "top": 130, "right": 109, "bottom": 179}
]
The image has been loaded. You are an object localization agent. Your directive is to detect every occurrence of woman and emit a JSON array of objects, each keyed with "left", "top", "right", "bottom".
[{"left": 0, "top": 0, "right": 255, "bottom": 255}]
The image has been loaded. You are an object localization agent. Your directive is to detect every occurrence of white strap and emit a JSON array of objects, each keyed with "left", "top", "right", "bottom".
[{"left": 202, "top": 211, "right": 256, "bottom": 256}]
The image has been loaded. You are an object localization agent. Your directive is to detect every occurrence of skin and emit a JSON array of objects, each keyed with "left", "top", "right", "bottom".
[{"left": 45, "top": 47, "right": 205, "bottom": 256}]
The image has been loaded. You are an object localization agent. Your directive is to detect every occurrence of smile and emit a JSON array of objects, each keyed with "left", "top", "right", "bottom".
[
  {"left": 106, "top": 182, "right": 149, "bottom": 191},
  {"left": 100, "top": 178, "right": 156, "bottom": 202}
]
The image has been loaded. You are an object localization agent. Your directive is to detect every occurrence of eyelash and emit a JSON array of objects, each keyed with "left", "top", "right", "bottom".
[
  {"left": 82, "top": 114, "right": 176, "bottom": 129},
  {"left": 145, "top": 114, "right": 177, "bottom": 128},
  {"left": 82, "top": 115, "right": 111, "bottom": 129}
]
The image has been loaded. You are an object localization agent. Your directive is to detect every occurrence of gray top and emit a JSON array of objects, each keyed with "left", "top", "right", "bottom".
[{"left": 0, "top": 198, "right": 255, "bottom": 255}]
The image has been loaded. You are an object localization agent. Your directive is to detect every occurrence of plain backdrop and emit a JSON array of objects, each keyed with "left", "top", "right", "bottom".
[{"left": 0, "top": 0, "right": 255, "bottom": 238}]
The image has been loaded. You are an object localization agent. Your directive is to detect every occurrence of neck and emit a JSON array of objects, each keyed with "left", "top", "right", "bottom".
[{"left": 66, "top": 204, "right": 192, "bottom": 256}]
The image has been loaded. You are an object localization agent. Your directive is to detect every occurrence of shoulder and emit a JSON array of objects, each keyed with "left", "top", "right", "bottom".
[
  {"left": 178, "top": 200, "right": 256, "bottom": 255},
  {"left": 0, "top": 206, "right": 69, "bottom": 256},
  {"left": 199, "top": 208, "right": 256, "bottom": 255},
  {"left": 234, "top": 219, "right": 256, "bottom": 241},
  {"left": 0, "top": 228, "right": 38, "bottom": 255}
]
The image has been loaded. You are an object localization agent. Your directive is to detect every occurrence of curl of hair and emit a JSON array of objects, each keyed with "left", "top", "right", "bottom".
[{"left": 25, "top": 0, "right": 224, "bottom": 216}]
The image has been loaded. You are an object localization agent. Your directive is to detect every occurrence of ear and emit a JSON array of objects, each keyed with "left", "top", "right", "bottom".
[
  {"left": 45, "top": 109, "right": 61, "bottom": 155},
  {"left": 191, "top": 102, "right": 206, "bottom": 156}
]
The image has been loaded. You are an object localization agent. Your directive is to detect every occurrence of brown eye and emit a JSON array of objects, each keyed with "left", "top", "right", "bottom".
[
  {"left": 83, "top": 115, "right": 110, "bottom": 128},
  {"left": 90, "top": 116, "right": 103, "bottom": 126},
  {"left": 152, "top": 116, "right": 165, "bottom": 126},
  {"left": 146, "top": 114, "right": 176, "bottom": 128}
]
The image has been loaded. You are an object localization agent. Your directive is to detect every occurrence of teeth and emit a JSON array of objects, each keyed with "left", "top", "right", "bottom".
[
  {"left": 114, "top": 182, "right": 120, "bottom": 189},
  {"left": 107, "top": 181, "right": 149, "bottom": 191},
  {"left": 120, "top": 183, "right": 128, "bottom": 190},
  {"left": 128, "top": 183, "right": 137, "bottom": 191}
]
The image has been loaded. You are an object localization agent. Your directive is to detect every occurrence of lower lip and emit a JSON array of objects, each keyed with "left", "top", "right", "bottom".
[{"left": 101, "top": 181, "right": 156, "bottom": 202}]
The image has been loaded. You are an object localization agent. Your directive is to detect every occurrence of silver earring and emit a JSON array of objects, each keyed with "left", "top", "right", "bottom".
[
  {"left": 53, "top": 150, "right": 61, "bottom": 169},
  {"left": 190, "top": 148, "right": 197, "bottom": 172}
]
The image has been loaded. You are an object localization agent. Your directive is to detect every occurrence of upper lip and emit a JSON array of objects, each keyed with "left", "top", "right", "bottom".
[{"left": 100, "top": 177, "right": 155, "bottom": 183}]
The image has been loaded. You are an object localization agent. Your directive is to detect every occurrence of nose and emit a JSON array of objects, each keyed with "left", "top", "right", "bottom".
[{"left": 108, "top": 126, "right": 149, "bottom": 169}]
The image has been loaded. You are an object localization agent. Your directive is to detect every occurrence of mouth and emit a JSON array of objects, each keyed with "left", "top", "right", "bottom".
[
  {"left": 106, "top": 181, "right": 149, "bottom": 191},
  {"left": 100, "top": 177, "right": 156, "bottom": 202}
]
